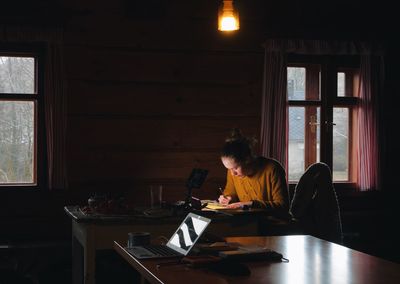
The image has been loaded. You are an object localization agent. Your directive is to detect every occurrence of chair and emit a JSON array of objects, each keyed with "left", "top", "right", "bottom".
[{"left": 289, "top": 162, "right": 343, "bottom": 244}]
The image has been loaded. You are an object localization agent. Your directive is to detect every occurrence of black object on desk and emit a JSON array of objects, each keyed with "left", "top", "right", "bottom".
[
  {"left": 219, "top": 248, "right": 284, "bottom": 262},
  {"left": 184, "top": 168, "right": 208, "bottom": 210}
]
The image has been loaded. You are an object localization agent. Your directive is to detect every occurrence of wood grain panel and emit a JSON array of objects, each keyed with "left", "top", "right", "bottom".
[
  {"left": 67, "top": 79, "right": 261, "bottom": 117},
  {"left": 67, "top": 178, "right": 222, "bottom": 205},
  {"left": 64, "top": 46, "right": 263, "bottom": 83},
  {"left": 65, "top": 0, "right": 268, "bottom": 48},
  {"left": 63, "top": 17, "right": 266, "bottom": 52},
  {"left": 67, "top": 150, "right": 224, "bottom": 180},
  {"left": 67, "top": 149, "right": 227, "bottom": 202},
  {"left": 67, "top": 117, "right": 260, "bottom": 150}
]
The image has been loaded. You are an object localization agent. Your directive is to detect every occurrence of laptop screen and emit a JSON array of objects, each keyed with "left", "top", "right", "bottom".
[{"left": 166, "top": 213, "right": 211, "bottom": 255}]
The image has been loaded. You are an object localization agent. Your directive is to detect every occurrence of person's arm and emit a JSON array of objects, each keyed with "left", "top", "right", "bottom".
[
  {"left": 252, "top": 161, "right": 289, "bottom": 213},
  {"left": 226, "top": 200, "right": 253, "bottom": 209},
  {"left": 220, "top": 171, "right": 238, "bottom": 203}
]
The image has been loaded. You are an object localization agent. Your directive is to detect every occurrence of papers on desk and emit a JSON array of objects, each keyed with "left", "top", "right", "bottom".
[{"left": 202, "top": 200, "right": 228, "bottom": 210}]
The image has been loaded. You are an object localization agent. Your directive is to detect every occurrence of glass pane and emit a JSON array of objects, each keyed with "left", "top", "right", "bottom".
[
  {"left": 287, "top": 67, "right": 305, "bottom": 100},
  {"left": 314, "top": 107, "right": 321, "bottom": 163},
  {"left": 337, "top": 72, "right": 345, "bottom": 97},
  {"left": 0, "top": 57, "right": 35, "bottom": 94},
  {"left": 289, "top": 106, "right": 321, "bottom": 181},
  {"left": 333, "top": 108, "right": 349, "bottom": 181},
  {"left": 0, "top": 101, "right": 35, "bottom": 184},
  {"left": 304, "top": 106, "right": 320, "bottom": 171},
  {"left": 288, "top": 107, "right": 305, "bottom": 181},
  {"left": 337, "top": 68, "right": 360, "bottom": 98}
]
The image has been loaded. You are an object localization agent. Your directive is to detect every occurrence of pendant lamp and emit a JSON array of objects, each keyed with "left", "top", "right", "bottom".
[{"left": 218, "top": 0, "right": 239, "bottom": 31}]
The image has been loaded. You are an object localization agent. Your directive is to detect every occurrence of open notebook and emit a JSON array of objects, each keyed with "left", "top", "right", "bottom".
[
  {"left": 201, "top": 200, "right": 229, "bottom": 210},
  {"left": 126, "top": 212, "right": 211, "bottom": 259}
]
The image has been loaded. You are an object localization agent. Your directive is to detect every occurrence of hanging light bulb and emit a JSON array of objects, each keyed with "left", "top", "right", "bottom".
[{"left": 218, "top": 0, "right": 239, "bottom": 31}]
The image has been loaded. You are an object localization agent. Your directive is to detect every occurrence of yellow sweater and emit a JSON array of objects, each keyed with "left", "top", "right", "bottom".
[{"left": 223, "top": 157, "right": 289, "bottom": 211}]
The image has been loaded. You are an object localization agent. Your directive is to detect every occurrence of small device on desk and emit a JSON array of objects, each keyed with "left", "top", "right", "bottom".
[
  {"left": 190, "top": 197, "right": 208, "bottom": 210},
  {"left": 167, "top": 169, "right": 208, "bottom": 215},
  {"left": 183, "top": 168, "right": 208, "bottom": 210}
]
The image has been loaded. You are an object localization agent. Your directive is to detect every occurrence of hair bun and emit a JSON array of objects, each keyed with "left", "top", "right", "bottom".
[
  {"left": 221, "top": 128, "right": 259, "bottom": 165},
  {"left": 225, "top": 128, "right": 258, "bottom": 150},
  {"left": 226, "top": 128, "right": 243, "bottom": 142}
]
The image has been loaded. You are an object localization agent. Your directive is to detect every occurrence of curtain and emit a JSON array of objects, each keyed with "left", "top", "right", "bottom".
[
  {"left": 44, "top": 41, "right": 68, "bottom": 190},
  {"left": 261, "top": 39, "right": 384, "bottom": 191},
  {"left": 260, "top": 50, "right": 288, "bottom": 167},
  {"left": 357, "top": 55, "right": 384, "bottom": 191},
  {"left": 0, "top": 26, "right": 68, "bottom": 190}
]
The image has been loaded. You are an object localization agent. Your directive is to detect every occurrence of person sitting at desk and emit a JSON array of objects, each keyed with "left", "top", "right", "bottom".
[{"left": 218, "top": 129, "right": 289, "bottom": 214}]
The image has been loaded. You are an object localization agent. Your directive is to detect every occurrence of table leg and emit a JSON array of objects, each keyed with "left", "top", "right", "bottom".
[
  {"left": 72, "top": 221, "right": 97, "bottom": 284},
  {"left": 72, "top": 235, "right": 83, "bottom": 284},
  {"left": 83, "top": 224, "right": 96, "bottom": 284}
]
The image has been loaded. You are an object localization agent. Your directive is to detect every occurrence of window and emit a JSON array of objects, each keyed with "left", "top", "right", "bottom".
[
  {"left": 287, "top": 55, "right": 359, "bottom": 186},
  {"left": 0, "top": 49, "right": 44, "bottom": 187}
]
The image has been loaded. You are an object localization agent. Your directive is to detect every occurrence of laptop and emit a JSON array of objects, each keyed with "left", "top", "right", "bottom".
[{"left": 126, "top": 212, "right": 211, "bottom": 259}]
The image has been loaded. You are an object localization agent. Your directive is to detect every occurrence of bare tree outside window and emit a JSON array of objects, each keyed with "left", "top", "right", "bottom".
[{"left": 0, "top": 56, "right": 36, "bottom": 184}]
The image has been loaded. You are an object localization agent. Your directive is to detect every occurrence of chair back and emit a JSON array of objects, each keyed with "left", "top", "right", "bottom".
[{"left": 289, "top": 162, "right": 343, "bottom": 244}]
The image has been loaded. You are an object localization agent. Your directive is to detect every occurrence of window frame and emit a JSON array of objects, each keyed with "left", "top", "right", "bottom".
[
  {"left": 287, "top": 54, "right": 360, "bottom": 190},
  {"left": 0, "top": 44, "right": 46, "bottom": 190}
]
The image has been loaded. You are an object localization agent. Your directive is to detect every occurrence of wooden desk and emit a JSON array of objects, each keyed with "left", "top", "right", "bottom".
[
  {"left": 114, "top": 235, "right": 400, "bottom": 284},
  {"left": 64, "top": 205, "right": 272, "bottom": 284}
]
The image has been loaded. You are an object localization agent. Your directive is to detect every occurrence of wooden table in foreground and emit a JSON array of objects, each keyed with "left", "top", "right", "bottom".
[
  {"left": 64, "top": 205, "right": 281, "bottom": 284},
  {"left": 114, "top": 235, "right": 400, "bottom": 284}
]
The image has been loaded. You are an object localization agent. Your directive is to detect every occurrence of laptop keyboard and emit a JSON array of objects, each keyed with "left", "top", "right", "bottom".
[{"left": 142, "top": 245, "right": 180, "bottom": 256}]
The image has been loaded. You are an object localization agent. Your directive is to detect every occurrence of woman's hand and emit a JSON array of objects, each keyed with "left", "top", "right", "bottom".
[
  {"left": 226, "top": 201, "right": 253, "bottom": 209},
  {"left": 218, "top": 195, "right": 232, "bottom": 205}
]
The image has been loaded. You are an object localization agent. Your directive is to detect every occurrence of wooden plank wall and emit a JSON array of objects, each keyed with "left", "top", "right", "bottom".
[
  {"left": 63, "top": 0, "right": 265, "bottom": 204},
  {"left": 2, "top": 2, "right": 398, "bottom": 263}
]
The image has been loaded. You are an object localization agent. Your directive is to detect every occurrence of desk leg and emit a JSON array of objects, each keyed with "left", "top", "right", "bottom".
[
  {"left": 83, "top": 224, "right": 96, "bottom": 284},
  {"left": 72, "top": 235, "right": 83, "bottom": 284},
  {"left": 72, "top": 221, "right": 96, "bottom": 284}
]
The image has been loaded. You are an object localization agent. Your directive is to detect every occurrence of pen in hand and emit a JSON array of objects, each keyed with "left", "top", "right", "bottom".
[
  {"left": 218, "top": 187, "right": 225, "bottom": 196},
  {"left": 219, "top": 187, "right": 229, "bottom": 200},
  {"left": 218, "top": 187, "right": 230, "bottom": 205}
]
